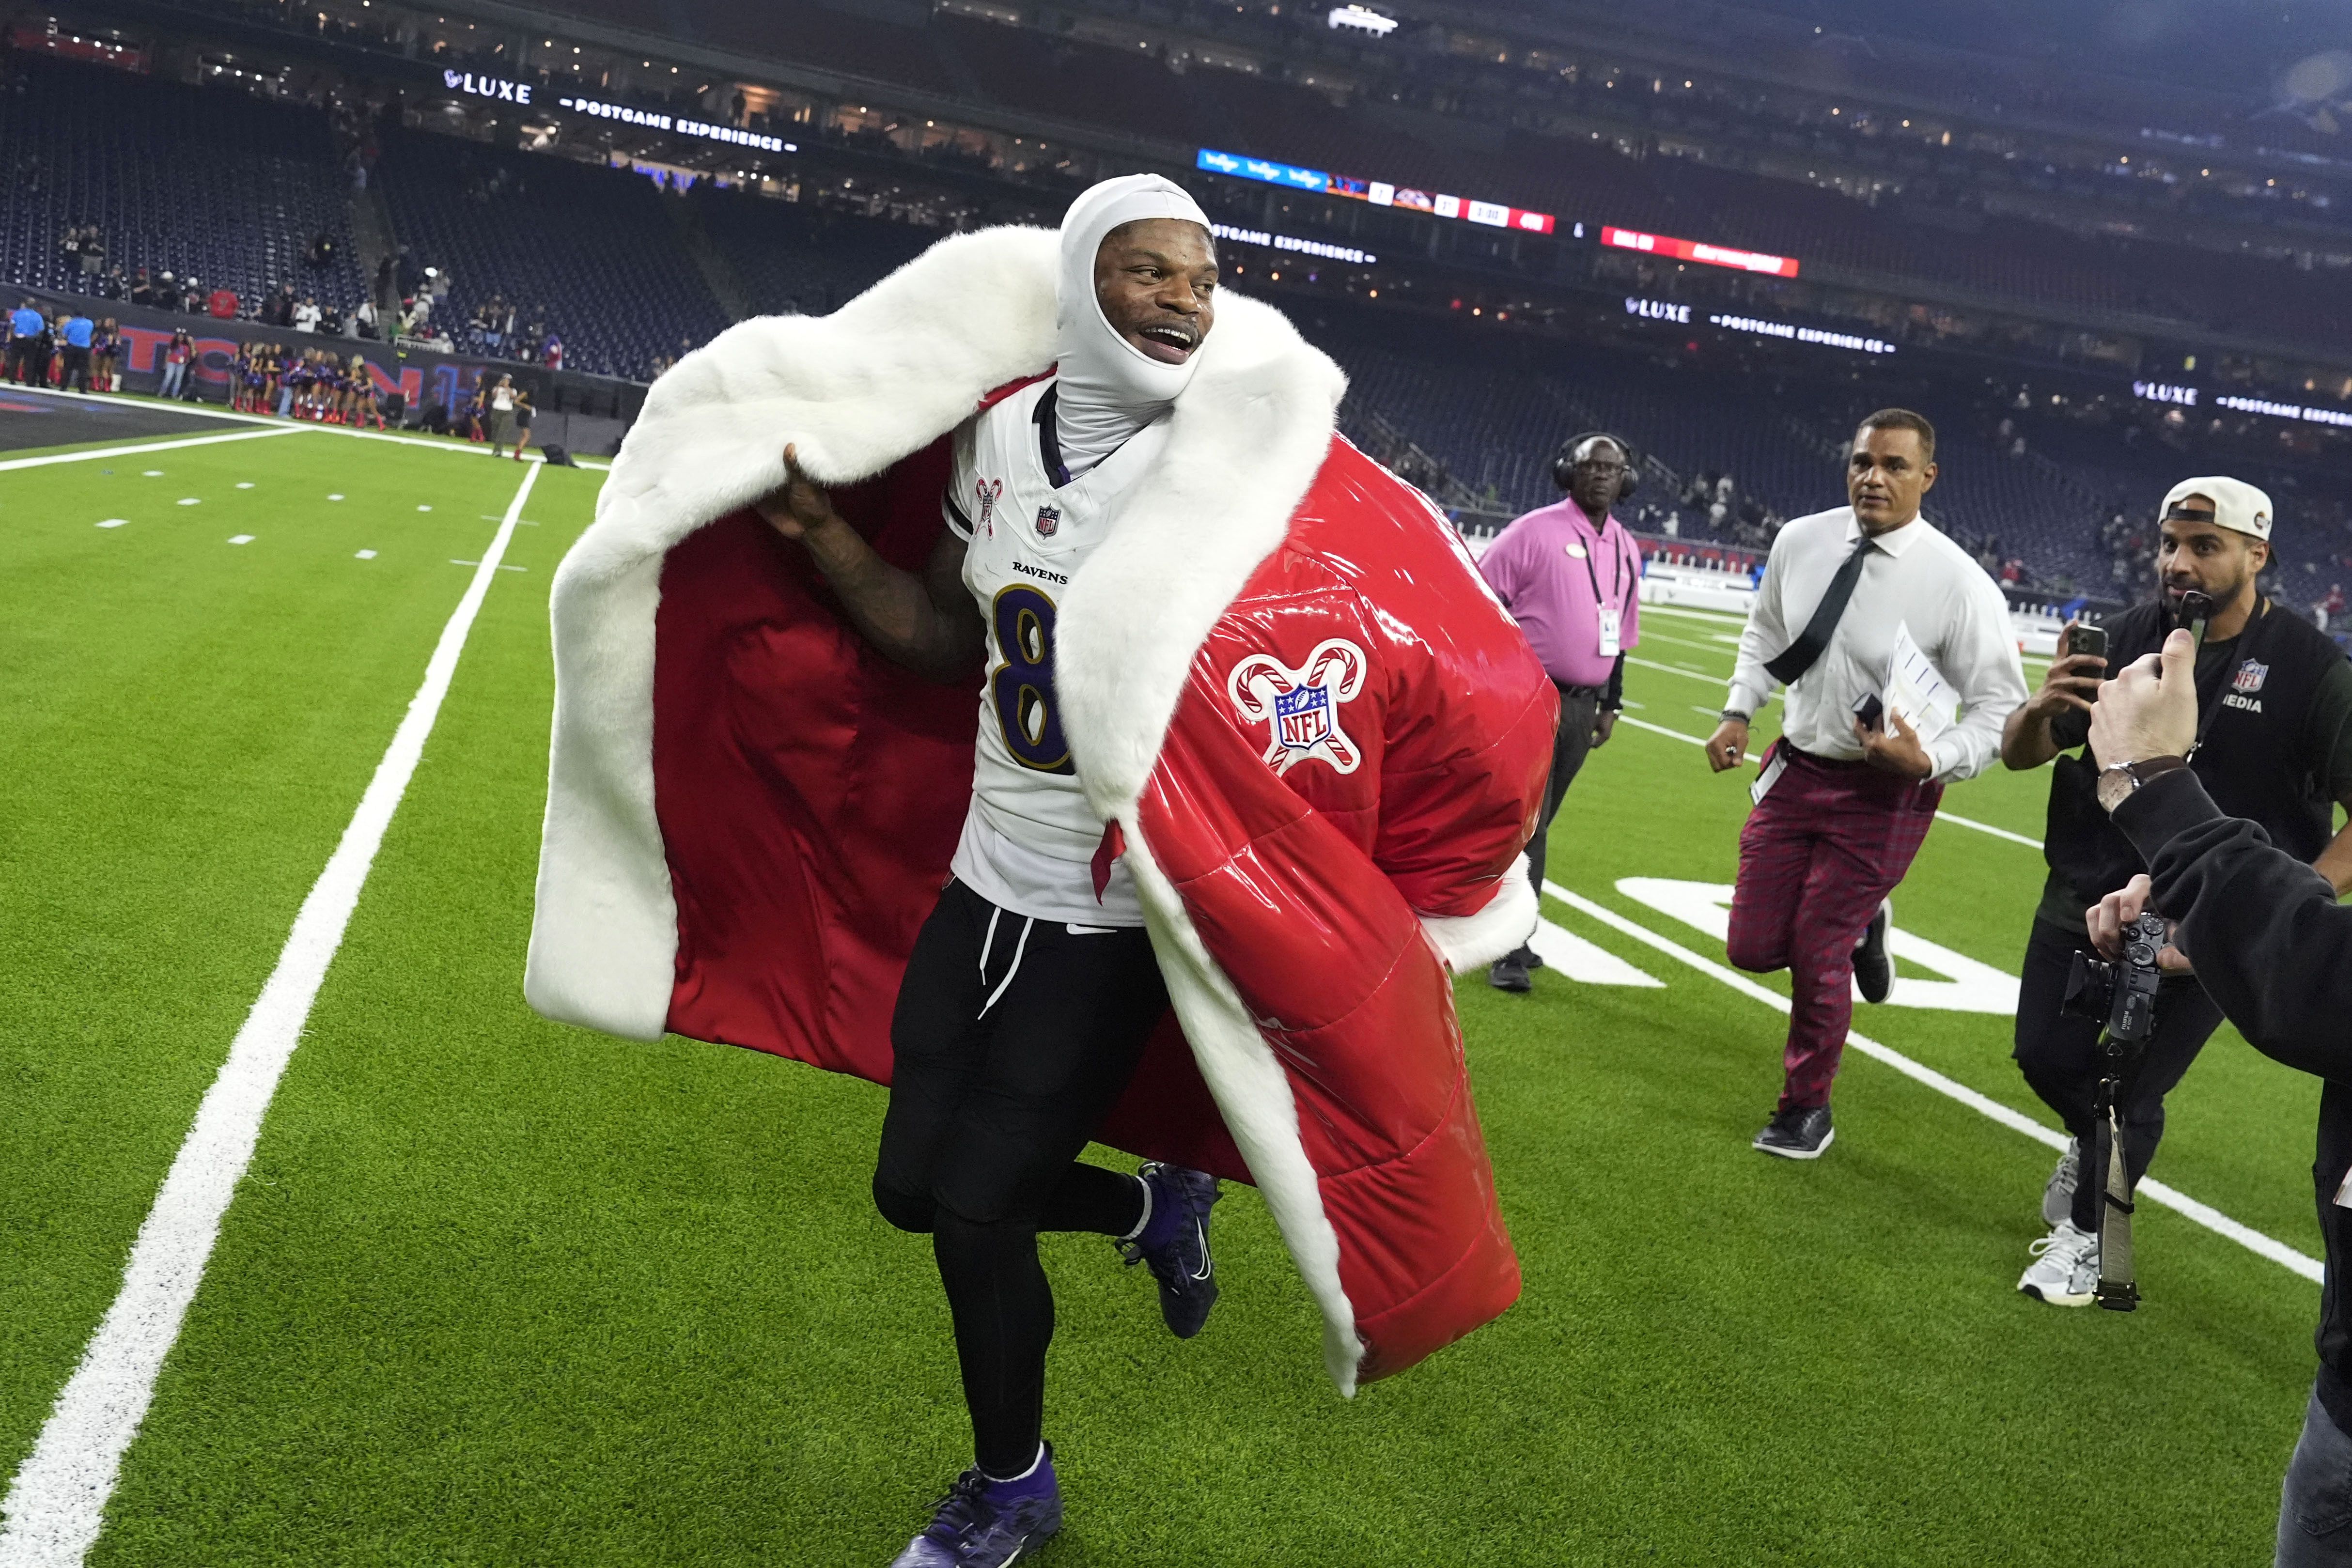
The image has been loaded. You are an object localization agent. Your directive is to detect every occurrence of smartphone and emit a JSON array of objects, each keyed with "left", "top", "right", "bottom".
[
  {"left": 2064, "top": 624, "right": 2108, "bottom": 662},
  {"left": 2174, "top": 590, "right": 2215, "bottom": 649},
  {"left": 1851, "top": 691, "right": 1885, "bottom": 730}
]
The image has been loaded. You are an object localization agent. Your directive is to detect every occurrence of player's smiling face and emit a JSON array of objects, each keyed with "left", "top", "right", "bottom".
[{"left": 1093, "top": 218, "right": 1217, "bottom": 366}]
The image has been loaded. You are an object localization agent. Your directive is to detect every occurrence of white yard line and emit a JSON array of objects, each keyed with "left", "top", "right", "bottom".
[
  {"left": 1626, "top": 655, "right": 1724, "bottom": 684},
  {"left": 1613, "top": 712, "right": 2046, "bottom": 850},
  {"left": 0, "top": 387, "right": 609, "bottom": 468},
  {"left": 1544, "top": 881, "right": 2325, "bottom": 1284},
  {"left": 0, "top": 426, "right": 304, "bottom": 472},
  {"left": 0, "top": 462, "right": 542, "bottom": 1568}
]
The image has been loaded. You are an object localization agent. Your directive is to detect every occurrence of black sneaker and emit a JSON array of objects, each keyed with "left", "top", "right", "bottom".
[
  {"left": 1753, "top": 1105, "right": 1834, "bottom": 1160},
  {"left": 1853, "top": 899, "right": 1893, "bottom": 1005},
  {"left": 1488, "top": 947, "right": 1534, "bottom": 993}
]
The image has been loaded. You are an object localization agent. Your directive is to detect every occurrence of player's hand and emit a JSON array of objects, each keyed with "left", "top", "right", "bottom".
[
  {"left": 1855, "top": 706, "right": 1934, "bottom": 778},
  {"left": 1592, "top": 707, "right": 1618, "bottom": 748},
  {"left": 2086, "top": 873, "right": 2193, "bottom": 973},
  {"left": 754, "top": 443, "right": 842, "bottom": 543},
  {"left": 2026, "top": 631, "right": 2105, "bottom": 722},
  {"left": 1705, "top": 716, "right": 1749, "bottom": 773},
  {"left": 2089, "top": 628, "right": 2199, "bottom": 766}
]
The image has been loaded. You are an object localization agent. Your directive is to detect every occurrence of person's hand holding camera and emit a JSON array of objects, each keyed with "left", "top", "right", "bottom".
[
  {"left": 2086, "top": 872, "right": 2193, "bottom": 974},
  {"left": 2087, "top": 626, "right": 2198, "bottom": 773}
]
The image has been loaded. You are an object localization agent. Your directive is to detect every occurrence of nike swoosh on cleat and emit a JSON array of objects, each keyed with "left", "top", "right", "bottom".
[{"left": 1190, "top": 1219, "right": 1212, "bottom": 1281}]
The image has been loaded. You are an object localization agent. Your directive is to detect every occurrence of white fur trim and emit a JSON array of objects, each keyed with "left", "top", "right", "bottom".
[
  {"left": 1411, "top": 865, "right": 1542, "bottom": 973},
  {"left": 1418, "top": 861, "right": 1538, "bottom": 974},
  {"left": 1121, "top": 822, "right": 1366, "bottom": 1395},
  {"left": 526, "top": 227, "right": 1062, "bottom": 1034}
]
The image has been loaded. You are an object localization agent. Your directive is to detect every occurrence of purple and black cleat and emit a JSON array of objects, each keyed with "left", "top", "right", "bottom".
[
  {"left": 888, "top": 1447, "right": 1062, "bottom": 1568},
  {"left": 1121, "top": 1161, "right": 1223, "bottom": 1339}
]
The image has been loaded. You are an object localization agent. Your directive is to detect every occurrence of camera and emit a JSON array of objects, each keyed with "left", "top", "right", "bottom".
[{"left": 2061, "top": 910, "right": 2167, "bottom": 1044}]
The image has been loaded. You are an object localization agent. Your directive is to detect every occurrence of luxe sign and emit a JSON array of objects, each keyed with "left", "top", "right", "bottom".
[{"left": 443, "top": 69, "right": 533, "bottom": 104}]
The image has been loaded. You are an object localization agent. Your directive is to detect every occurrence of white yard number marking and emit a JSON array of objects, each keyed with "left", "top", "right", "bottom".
[{"left": 1613, "top": 878, "right": 2020, "bottom": 1014}]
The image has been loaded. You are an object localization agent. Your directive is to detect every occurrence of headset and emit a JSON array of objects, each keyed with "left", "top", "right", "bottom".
[{"left": 1552, "top": 431, "right": 1641, "bottom": 499}]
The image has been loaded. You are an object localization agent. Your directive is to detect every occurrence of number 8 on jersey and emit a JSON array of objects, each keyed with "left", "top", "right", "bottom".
[{"left": 989, "top": 585, "right": 1074, "bottom": 775}]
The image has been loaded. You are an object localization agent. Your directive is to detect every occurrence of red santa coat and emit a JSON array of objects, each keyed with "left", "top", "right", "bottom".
[{"left": 525, "top": 226, "right": 1557, "bottom": 1393}]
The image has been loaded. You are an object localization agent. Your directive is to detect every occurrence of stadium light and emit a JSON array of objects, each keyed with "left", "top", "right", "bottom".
[{"left": 1327, "top": 4, "right": 1397, "bottom": 34}]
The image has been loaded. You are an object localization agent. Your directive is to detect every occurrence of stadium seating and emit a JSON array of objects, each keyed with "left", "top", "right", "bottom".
[
  {"left": 374, "top": 132, "right": 732, "bottom": 379},
  {"left": 0, "top": 54, "right": 365, "bottom": 313},
  {"left": 689, "top": 186, "right": 929, "bottom": 317}
]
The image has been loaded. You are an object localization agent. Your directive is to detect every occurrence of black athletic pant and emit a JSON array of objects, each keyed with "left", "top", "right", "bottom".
[
  {"left": 60, "top": 346, "right": 89, "bottom": 393},
  {"left": 2012, "top": 917, "right": 2224, "bottom": 1234},
  {"left": 1520, "top": 686, "right": 1602, "bottom": 910},
  {"left": 4, "top": 341, "right": 32, "bottom": 385},
  {"left": 872, "top": 879, "right": 1168, "bottom": 1476}
]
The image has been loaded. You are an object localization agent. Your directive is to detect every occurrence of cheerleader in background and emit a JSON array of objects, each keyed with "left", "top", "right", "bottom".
[{"left": 91, "top": 318, "right": 117, "bottom": 393}]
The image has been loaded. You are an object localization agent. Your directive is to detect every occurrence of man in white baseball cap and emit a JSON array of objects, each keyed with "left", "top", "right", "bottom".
[{"left": 2000, "top": 471, "right": 2352, "bottom": 1308}]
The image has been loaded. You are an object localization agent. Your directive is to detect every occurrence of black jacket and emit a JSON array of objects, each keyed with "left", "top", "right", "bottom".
[{"left": 2115, "top": 769, "right": 2352, "bottom": 1424}]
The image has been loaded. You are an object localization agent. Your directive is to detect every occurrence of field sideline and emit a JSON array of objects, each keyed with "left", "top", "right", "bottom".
[{"left": 0, "top": 406, "right": 2329, "bottom": 1566}]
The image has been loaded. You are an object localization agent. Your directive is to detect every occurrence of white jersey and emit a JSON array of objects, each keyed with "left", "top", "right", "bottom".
[{"left": 942, "top": 379, "right": 1165, "bottom": 925}]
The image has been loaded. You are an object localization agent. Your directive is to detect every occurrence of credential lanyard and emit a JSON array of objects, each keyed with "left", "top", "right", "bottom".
[{"left": 1575, "top": 518, "right": 1634, "bottom": 614}]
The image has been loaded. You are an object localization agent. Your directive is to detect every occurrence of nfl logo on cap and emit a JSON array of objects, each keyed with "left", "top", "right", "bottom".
[{"left": 1035, "top": 506, "right": 1060, "bottom": 539}]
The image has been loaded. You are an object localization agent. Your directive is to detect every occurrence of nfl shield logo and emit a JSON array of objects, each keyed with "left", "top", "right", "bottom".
[
  {"left": 1275, "top": 684, "right": 1332, "bottom": 750},
  {"left": 1227, "top": 637, "right": 1369, "bottom": 776},
  {"left": 1035, "top": 506, "right": 1060, "bottom": 539},
  {"left": 2235, "top": 659, "right": 2269, "bottom": 694}
]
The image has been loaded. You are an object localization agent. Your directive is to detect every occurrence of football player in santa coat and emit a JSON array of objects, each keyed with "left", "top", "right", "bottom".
[{"left": 525, "top": 174, "right": 1558, "bottom": 1565}]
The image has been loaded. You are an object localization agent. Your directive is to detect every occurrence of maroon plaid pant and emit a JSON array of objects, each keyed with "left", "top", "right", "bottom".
[{"left": 1726, "top": 744, "right": 1941, "bottom": 1112}]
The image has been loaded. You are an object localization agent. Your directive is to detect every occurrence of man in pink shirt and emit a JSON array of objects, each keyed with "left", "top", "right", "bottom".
[{"left": 1475, "top": 433, "right": 1644, "bottom": 992}]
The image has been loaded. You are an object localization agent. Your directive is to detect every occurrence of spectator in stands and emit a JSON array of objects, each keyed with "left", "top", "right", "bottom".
[
  {"left": 541, "top": 331, "right": 562, "bottom": 371},
  {"left": 1477, "top": 432, "right": 1643, "bottom": 995},
  {"left": 58, "top": 308, "right": 93, "bottom": 393},
  {"left": 354, "top": 296, "right": 378, "bottom": 339},
  {"left": 158, "top": 329, "right": 194, "bottom": 400},
  {"left": 79, "top": 225, "right": 103, "bottom": 277},
  {"left": 5, "top": 299, "right": 43, "bottom": 385},
  {"left": 264, "top": 283, "right": 296, "bottom": 328},
  {"left": 2326, "top": 584, "right": 2348, "bottom": 632},
  {"left": 1707, "top": 410, "right": 2029, "bottom": 1161},
  {"left": 129, "top": 269, "right": 156, "bottom": 309},
  {"left": 95, "top": 265, "right": 124, "bottom": 301},
  {"left": 208, "top": 282, "right": 238, "bottom": 320},
  {"left": 293, "top": 296, "right": 322, "bottom": 334}
]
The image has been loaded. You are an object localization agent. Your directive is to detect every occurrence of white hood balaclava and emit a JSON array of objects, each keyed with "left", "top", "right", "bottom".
[{"left": 1052, "top": 173, "right": 1213, "bottom": 479}]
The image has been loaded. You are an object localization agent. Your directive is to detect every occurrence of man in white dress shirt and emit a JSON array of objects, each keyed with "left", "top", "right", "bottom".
[{"left": 1705, "top": 410, "right": 2028, "bottom": 1158}]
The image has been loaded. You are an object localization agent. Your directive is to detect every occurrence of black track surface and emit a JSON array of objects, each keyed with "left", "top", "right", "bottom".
[{"left": 0, "top": 388, "right": 265, "bottom": 453}]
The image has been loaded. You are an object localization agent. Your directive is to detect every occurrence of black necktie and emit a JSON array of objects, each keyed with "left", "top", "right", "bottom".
[{"left": 1765, "top": 534, "right": 1873, "bottom": 685}]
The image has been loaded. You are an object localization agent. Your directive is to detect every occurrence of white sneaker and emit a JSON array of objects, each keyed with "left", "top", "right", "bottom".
[
  {"left": 2042, "top": 1138, "right": 2080, "bottom": 1227},
  {"left": 2018, "top": 1220, "right": 2100, "bottom": 1307}
]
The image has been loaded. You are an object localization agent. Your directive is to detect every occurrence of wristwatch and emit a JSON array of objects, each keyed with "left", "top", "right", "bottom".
[
  {"left": 1719, "top": 709, "right": 1751, "bottom": 724},
  {"left": 2096, "top": 755, "right": 2189, "bottom": 813}
]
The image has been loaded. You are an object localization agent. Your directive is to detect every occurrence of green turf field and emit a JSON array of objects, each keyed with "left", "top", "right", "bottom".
[{"left": 0, "top": 410, "right": 2329, "bottom": 1565}]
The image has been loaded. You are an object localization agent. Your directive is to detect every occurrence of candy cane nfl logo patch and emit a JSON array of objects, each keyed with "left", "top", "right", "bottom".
[
  {"left": 1226, "top": 637, "right": 1369, "bottom": 774},
  {"left": 1035, "top": 505, "right": 1060, "bottom": 539}
]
